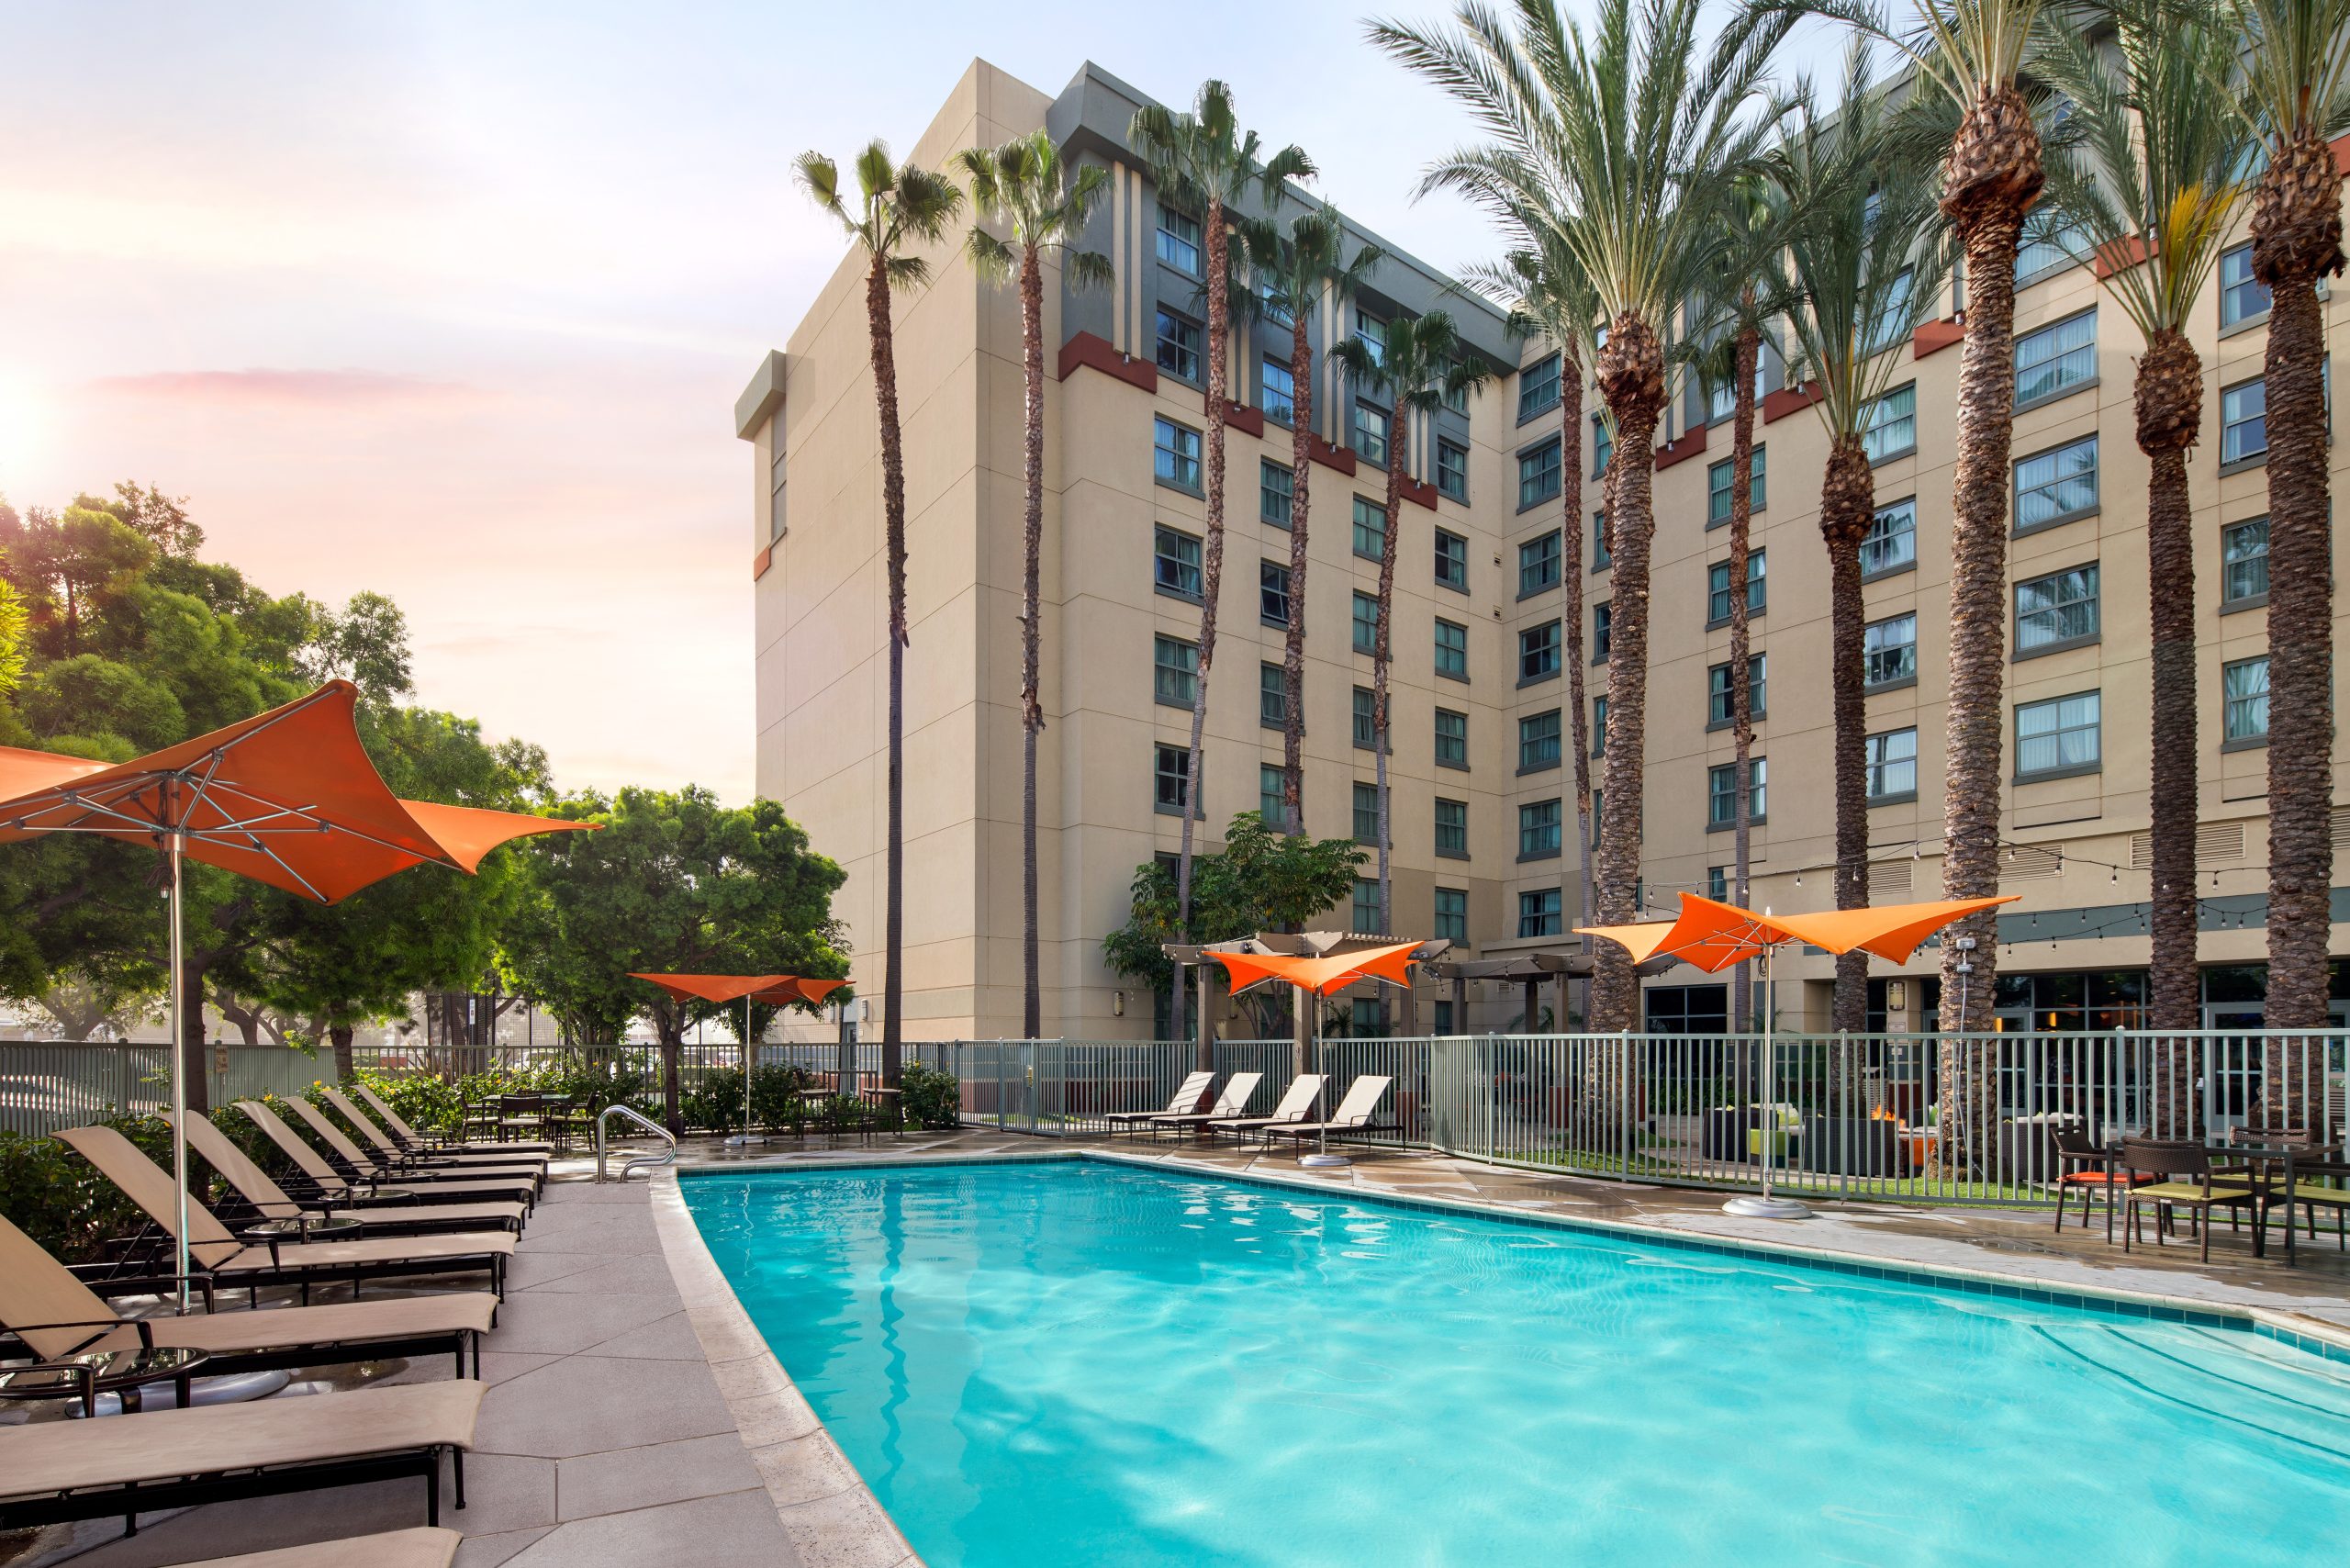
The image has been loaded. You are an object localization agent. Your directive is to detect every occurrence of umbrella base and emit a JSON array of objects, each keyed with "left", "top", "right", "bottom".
[
  {"left": 1722, "top": 1193, "right": 1812, "bottom": 1219},
  {"left": 1297, "top": 1152, "right": 1351, "bottom": 1170},
  {"left": 724, "top": 1135, "right": 769, "bottom": 1148}
]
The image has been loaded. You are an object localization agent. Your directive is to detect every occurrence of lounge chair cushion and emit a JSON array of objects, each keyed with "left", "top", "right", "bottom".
[
  {"left": 173, "top": 1528, "right": 460, "bottom": 1568},
  {"left": 87, "top": 1294, "right": 498, "bottom": 1358},
  {"left": 2131, "top": 1181, "right": 2255, "bottom": 1204}
]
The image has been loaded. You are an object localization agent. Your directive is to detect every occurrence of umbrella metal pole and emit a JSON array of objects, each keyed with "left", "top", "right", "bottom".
[
  {"left": 730, "top": 995, "right": 766, "bottom": 1149},
  {"left": 1299, "top": 984, "right": 1347, "bottom": 1170},
  {"left": 168, "top": 830, "right": 192, "bottom": 1311},
  {"left": 1724, "top": 940, "right": 1809, "bottom": 1219}
]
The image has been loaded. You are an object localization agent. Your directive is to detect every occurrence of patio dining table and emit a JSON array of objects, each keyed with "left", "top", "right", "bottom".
[{"left": 2109, "top": 1138, "right": 2345, "bottom": 1264}]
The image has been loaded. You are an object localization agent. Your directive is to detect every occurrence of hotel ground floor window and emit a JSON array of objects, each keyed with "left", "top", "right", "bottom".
[{"left": 1644, "top": 984, "right": 1728, "bottom": 1035}]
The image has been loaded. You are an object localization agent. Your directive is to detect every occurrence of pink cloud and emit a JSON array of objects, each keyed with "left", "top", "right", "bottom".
[{"left": 84, "top": 367, "right": 479, "bottom": 409}]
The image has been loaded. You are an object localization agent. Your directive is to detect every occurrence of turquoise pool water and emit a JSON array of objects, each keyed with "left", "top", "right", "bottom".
[{"left": 682, "top": 1160, "right": 2350, "bottom": 1567}]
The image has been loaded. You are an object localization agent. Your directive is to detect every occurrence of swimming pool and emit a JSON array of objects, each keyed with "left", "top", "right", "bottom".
[{"left": 682, "top": 1159, "right": 2350, "bottom": 1567}]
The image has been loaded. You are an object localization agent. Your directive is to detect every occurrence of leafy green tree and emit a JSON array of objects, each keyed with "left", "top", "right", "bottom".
[{"left": 502, "top": 787, "right": 848, "bottom": 1135}]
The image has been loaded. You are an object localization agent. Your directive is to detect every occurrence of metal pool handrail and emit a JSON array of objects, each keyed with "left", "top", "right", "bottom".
[{"left": 596, "top": 1103, "right": 676, "bottom": 1182}]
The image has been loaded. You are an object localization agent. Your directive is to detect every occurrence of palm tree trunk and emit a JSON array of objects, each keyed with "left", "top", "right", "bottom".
[
  {"left": 1173, "top": 196, "right": 1233, "bottom": 1049},
  {"left": 180, "top": 960, "right": 210, "bottom": 1116},
  {"left": 866, "top": 254, "right": 910, "bottom": 1085},
  {"left": 2138, "top": 329, "right": 2201, "bottom": 1132},
  {"left": 1821, "top": 440, "right": 1874, "bottom": 1045},
  {"left": 658, "top": 1009, "right": 685, "bottom": 1137},
  {"left": 1373, "top": 412, "right": 1404, "bottom": 931},
  {"left": 1728, "top": 326, "right": 1759, "bottom": 1035},
  {"left": 1018, "top": 246, "right": 1046, "bottom": 1040},
  {"left": 1283, "top": 326, "right": 1315, "bottom": 835},
  {"left": 2254, "top": 135, "right": 2342, "bottom": 1093},
  {"left": 1935, "top": 88, "right": 2041, "bottom": 1178},
  {"left": 1561, "top": 347, "right": 1594, "bottom": 1028}
]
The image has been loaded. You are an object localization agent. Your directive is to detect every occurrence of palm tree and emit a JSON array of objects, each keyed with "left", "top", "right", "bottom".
[
  {"left": 1374, "top": 0, "right": 1795, "bottom": 1033},
  {"left": 955, "top": 130, "right": 1114, "bottom": 1040},
  {"left": 2229, "top": 0, "right": 2350, "bottom": 1052},
  {"left": 1129, "top": 83, "right": 1314, "bottom": 1047},
  {"left": 1243, "top": 210, "right": 1384, "bottom": 835},
  {"left": 2034, "top": 0, "right": 2250, "bottom": 1110},
  {"left": 1763, "top": 47, "right": 1948, "bottom": 1045},
  {"left": 795, "top": 142, "right": 964, "bottom": 1083},
  {"left": 1333, "top": 313, "right": 1494, "bottom": 927}
]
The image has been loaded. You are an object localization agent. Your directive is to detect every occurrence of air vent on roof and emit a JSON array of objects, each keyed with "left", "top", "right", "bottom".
[{"left": 1871, "top": 858, "right": 1913, "bottom": 899}]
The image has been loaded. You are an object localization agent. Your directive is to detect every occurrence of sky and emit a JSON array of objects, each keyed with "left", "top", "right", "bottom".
[{"left": 0, "top": 1, "right": 1843, "bottom": 802}]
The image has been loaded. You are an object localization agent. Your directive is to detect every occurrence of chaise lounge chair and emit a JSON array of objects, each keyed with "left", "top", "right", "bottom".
[
  {"left": 320, "top": 1088, "right": 549, "bottom": 1174},
  {"left": 0, "top": 1210, "right": 495, "bottom": 1394},
  {"left": 1147, "top": 1072, "right": 1264, "bottom": 1137},
  {"left": 352, "top": 1081, "right": 552, "bottom": 1157},
  {"left": 54, "top": 1126, "right": 514, "bottom": 1302},
  {"left": 238, "top": 1102, "right": 538, "bottom": 1214},
  {"left": 1209, "top": 1075, "right": 1326, "bottom": 1143},
  {"left": 167, "top": 1113, "right": 527, "bottom": 1238},
  {"left": 276, "top": 1098, "right": 543, "bottom": 1201},
  {"left": 173, "top": 1528, "right": 461, "bottom": 1568},
  {"left": 1105, "top": 1071, "right": 1215, "bottom": 1137},
  {"left": 0, "top": 1380, "right": 484, "bottom": 1534},
  {"left": 1259, "top": 1075, "right": 1394, "bottom": 1148}
]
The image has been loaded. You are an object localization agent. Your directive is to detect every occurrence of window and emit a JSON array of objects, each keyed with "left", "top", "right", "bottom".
[
  {"left": 768, "top": 443, "right": 787, "bottom": 543},
  {"left": 1353, "top": 496, "right": 1387, "bottom": 559},
  {"left": 1707, "top": 550, "right": 1766, "bottom": 625},
  {"left": 1707, "top": 865, "right": 1729, "bottom": 901},
  {"left": 2016, "top": 691, "right": 2100, "bottom": 779},
  {"left": 1259, "top": 662, "right": 1285, "bottom": 729},
  {"left": 1260, "top": 459, "right": 1293, "bottom": 526},
  {"left": 1434, "top": 618, "right": 1469, "bottom": 680},
  {"left": 2014, "top": 563, "right": 2099, "bottom": 655},
  {"left": 1352, "top": 402, "right": 1390, "bottom": 466},
  {"left": 1707, "top": 447, "right": 1766, "bottom": 525},
  {"left": 1518, "top": 437, "right": 1563, "bottom": 507},
  {"left": 1435, "top": 528, "right": 1469, "bottom": 589},
  {"left": 1592, "top": 414, "right": 1612, "bottom": 476},
  {"left": 2221, "top": 378, "right": 2267, "bottom": 465},
  {"left": 1864, "top": 612, "right": 1917, "bottom": 688},
  {"left": 1519, "top": 531, "right": 1562, "bottom": 596},
  {"left": 1592, "top": 511, "right": 1610, "bottom": 571},
  {"left": 1518, "top": 889, "right": 1563, "bottom": 938},
  {"left": 1865, "top": 727, "right": 1918, "bottom": 801},
  {"left": 2220, "top": 244, "right": 2270, "bottom": 329},
  {"left": 1861, "top": 498, "right": 1916, "bottom": 577},
  {"left": 1154, "top": 744, "right": 1192, "bottom": 813},
  {"left": 1352, "top": 591, "right": 1379, "bottom": 655},
  {"left": 2013, "top": 210, "right": 2079, "bottom": 284},
  {"left": 1435, "top": 797, "right": 1469, "bottom": 858},
  {"left": 2014, "top": 434, "right": 2098, "bottom": 532},
  {"left": 1519, "top": 799, "right": 1561, "bottom": 858},
  {"left": 1354, "top": 308, "right": 1387, "bottom": 366},
  {"left": 1259, "top": 559, "right": 1292, "bottom": 625},
  {"left": 1257, "top": 273, "right": 1293, "bottom": 328},
  {"left": 1435, "top": 707, "right": 1468, "bottom": 768},
  {"left": 1354, "top": 782, "right": 1380, "bottom": 845},
  {"left": 1707, "top": 758, "right": 1766, "bottom": 826},
  {"left": 1441, "top": 369, "right": 1469, "bottom": 416},
  {"left": 2222, "top": 518, "right": 2269, "bottom": 607},
  {"left": 1153, "top": 634, "right": 1198, "bottom": 707},
  {"left": 1520, "top": 621, "right": 1561, "bottom": 681},
  {"left": 1707, "top": 654, "right": 1767, "bottom": 725},
  {"left": 1863, "top": 384, "right": 1917, "bottom": 464},
  {"left": 1261, "top": 358, "right": 1296, "bottom": 423},
  {"left": 1434, "top": 887, "right": 1469, "bottom": 943},
  {"left": 1352, "top": 686, "right": 1376, "bottom": 749},
  {"left": 1589, "top": 788, "right": 1602, "bottom": 846},
  {"left": 1353, "top": 878, "right": 1382, "bottom": 935},
  {"left": 1519, "top": 353, "right": 1561, "bottom": 419},
  {"left": 1593, "top": 601, "right": 1611, "bottom": 662},
  {"left": 1593, "top": 695, "right": 1607, "bottom": 755},
  {"left": 2015, "top": 309, "right": 2097, "bottom": 409},
  {"left": 1154, "top": 416, "right": 1201, "bottom": 490},
  {"left": 2223, "top": 656, "right": 2269, "bottom": 745},
  {"left": 1519, "top": 711, "right": 1561, "bottom": 771},
  {"left": 1155, "top": 308, "right": 1201, "bottom": 382},
  {"left": 1156, "top": 206, "right": 1202, "bottom": 275},
  {"left": 1866, "top": 267, "right": 1915, "bottom": 355},
  {"left": 1260, "top": 764, "right": 1284, "bottom": 824},
  {"left": 1437, "top": 439, "right": 1469, "bottom": 501},
  {"left": 1154, "top": 525, "right": 1202, "bottom": 599}
]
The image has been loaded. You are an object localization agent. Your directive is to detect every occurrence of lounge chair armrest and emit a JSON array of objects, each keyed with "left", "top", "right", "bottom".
[
  {"left": 2, "top": 1358, "right": 99, "bottom": 1410},
  {"left": 2, "top": 1318, "right": 148, "bottom": 1355}
]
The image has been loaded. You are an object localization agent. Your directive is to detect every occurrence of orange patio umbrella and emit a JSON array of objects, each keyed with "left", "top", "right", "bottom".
[
  {"left": 1578, "top": 891, "right": 2018, "bottom": 1218},
  {"left": 1209, "top": 940, "right": 1422, "bottom": 1167},
  {"left": 630, "top": 973, "right": 852, "bottom": 1145},
  {"left": 0, "top": 680, "right": 593, "bottom": 1298}
]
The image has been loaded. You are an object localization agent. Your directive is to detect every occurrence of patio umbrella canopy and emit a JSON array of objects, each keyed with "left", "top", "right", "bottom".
[
  {"left": 0, "top": 680, "right": 592, "bottom": 1300},
  {"left": 1209, "top": 940, "right": 1421, "bottom": 1166},
  {"left": 630, "top": 973, "right": 849, "bottom": 1144}
]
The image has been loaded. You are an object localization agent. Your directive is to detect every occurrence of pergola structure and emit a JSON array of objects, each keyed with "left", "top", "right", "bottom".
[{"left": 1419, "top": 948, "right": 1686, "bottom": 1036}]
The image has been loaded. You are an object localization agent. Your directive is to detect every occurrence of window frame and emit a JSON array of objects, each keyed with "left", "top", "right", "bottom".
[
  {"left": 2221, "top": 517, "right": 2269, "bottom": 612},
  {"left": 1434, "top": 886, "right": 1470, "bottom": 944},
  {"left": 1155, "top": 205, "right": 1203, "bottom": 276},
  {"left": 1863, "top": 726, "right": 1919, "bottom": 804},
  {"left": 2013, "top": 689, "right": 2103, "bottom": 783},
  {"left": 1518, "top": 620, "right": 1562, "bottom": 686},
  {"left": 1517, "top": 798, "right": 1563, "bottom": 862},
  {"left": 1706, "top": 549, "right": 1767, "bottom": 630},
  {"left": 1434, "top": 796, "right": 1470, "bottom": 860},
  {"left": 2221, "top": 655, "right": 2270, "bottom": 749},
  {"left": 1862, "top": 383, "right": 1918, "bottom": 465},
  {"left": 1517, "top": 709, "right": 1561, "bottom": 775},
  {"left": 2220, "top": 376, "right": 2267, "bottom": 470},
  {"left": 2218, "top": 242, "right": 2271, "bottom": 333},
  {"left": 1517, "top": 353, "right": 1562, "bottom": 423},
  {"left": 1860, "top": 498, "right": 1917, "bottom": 582},
  {"left": 1705, "top": 445, "right": 1766, "bottom": 529},
  {"left": 1153, "top": 743, "right": 1196, "bottom": 816},
  {"left": 1517, "top": 435, "right": 1564, "bottom": 510},
  {"left": 1259, "top": 558, "right": 1292, "bottom": 628},
  {"left": 1351, "top": 590, "right": 1380, "bottom": 655},
  {"left": 1435, "top": 706, "right": 1470, "bottom": 770},
  {"left": 1259, "top": 662, "right": 1286, "bottom": 731},
  {"left": 1259, "top": 458, "right": 1294, "bottom": 528},
  {"left": 2012, "top": 432, "right": 2100, "bottom": 535},
  {"left": 1260, "top": 357, "right": 1297, "bottom": 425},
  {"left": 1706, "top": 653, "right": 1767, "bottom": 730},
  {"left": 2012, "top": 561, "right": 2101, "bottom": 660},
  {"left": 1433, "top": 617, "right": 1470, "bottom": 682},
  {"left": 1706, "top": 757, "right": 1767, "bottom": 830},
  {"left": 2012, "top": 307, "right": 2098, "bottom": 411},
  {"left": 1352, "top": 495, "right": 1388, "bottom": 562},
  {"left": 1152, "top": 633, "right": 1199, "bottom": 710},
  {"left": 1863, "top": 610, "right": 1919, "bottom": 691},
  {"left": 1352, "top": 685, "right": 1378, "bottom": 750},
  {"left": 1154, "top": 307, "right": 1203, "bottom": 385},
  {"left": 1351, "top": 400, "right": 1391, "bottom": 467},
  {"left": 1153, "top": 415, "right": 1203, "bottom": 493},
  {"left": 1436, "top": 438, "right": 1470, "bottom": 502},
  {"left": 1518, "top": 529, "right": 1563, "bottom": 599},
  {"left": 1434, "top": 528, "right": 1470, "bottom": 592},
  {"left": 1517, "top": 887, "right": 1563, "bottom": 939},
  {"left": 1152, "top": 524, "right": 1203, "bottom": 601}
]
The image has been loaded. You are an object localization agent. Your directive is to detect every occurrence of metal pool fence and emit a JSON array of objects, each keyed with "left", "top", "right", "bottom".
[
  {"left": 0, "top": 1043, "right": 341, "bottom": 1137},
  {"left": 930, "top": 1028, "right": 2349, "bottom": 1205}
]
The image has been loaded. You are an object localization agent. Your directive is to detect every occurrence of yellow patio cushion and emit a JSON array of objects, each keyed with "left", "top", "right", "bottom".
[
  {"left": 2132, "top": 1182, "right": 2255, "bottom": 1204},
  {"left": 2284, "top": 1182, "right": 2350, "bottom": 1206}
]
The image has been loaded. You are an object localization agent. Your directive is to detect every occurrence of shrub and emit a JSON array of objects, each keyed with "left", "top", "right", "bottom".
[{"left": 899, "top": 1063, "right": 960, "bottom": 1130}]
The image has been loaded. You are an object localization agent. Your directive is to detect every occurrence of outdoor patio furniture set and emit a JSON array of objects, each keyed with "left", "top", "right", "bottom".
[
  {"left": 1105, "top": 1070, "right": 1397, "bottom": 1148},
  {"left": 0, "top": 1081, "right": 548, "bottom": 1560},
  {"left": 2051, "top": 1124, "right": 2350, "bottom": 1264}
]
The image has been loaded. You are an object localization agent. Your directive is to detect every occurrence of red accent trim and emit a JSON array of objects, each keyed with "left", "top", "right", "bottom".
[
  {"left": 1912, "top": 318, "right": 1966, "bottom": 359},
  {"left": 1762, "top": 383, "right": 1824, "bottom": 424},
  {"left": 1307, "top": 433, "right": 1359, "bottom": 476},
  {"left": 1056, "top": 330, "right": 1158, "bottom": 393},
  {"left": 752, "top": 545, "right": 773, "bottom": 581},
  {"left": 1652, "top": 425, "right": 1707, "bottom": 470},
  {"left": 1398, "top": 476, "right": 1439, "bottom": 511},
  {"left": 2333, "top": 132, "right": 2350, "bottom": 174},
  {"left": 1219, "top": 399, "right": 1265, "bottom": 438},
  {"left": 2091, "top": 235, "right": 2151, "bottom": 279}
]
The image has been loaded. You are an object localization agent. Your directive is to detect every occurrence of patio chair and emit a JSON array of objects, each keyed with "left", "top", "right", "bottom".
[
  {"left": 0, "top": 1380, "right": 484, "bottom": 1535},
  {"left": 277, "top": 1097, "right": 543, "bottom": 1200},
  {"left": 1209, "top": 1075, "right": 1326, "bottom": 1144},
  {"left": 1147, "top": 1073, "right": 1264, "bottom": 1136},
  {"left": 2050, "top": 1125, "right": 2154, "bottom": 1240},
  {"left": 2273, "top": 1163, "right": 2350, "bottom": 1252},
  {"left": 166, "top": 1113, "right": 526, "bottom": 1238},
  {"left": 352, "top": 1081, "right": 553, "bottom": 1156},
  {"left": 53, "top": 1126, "right": 514, "bottom": 1302},
  {"left": 1104, "top": 1071, "right": 1215, "bottom": 1137},
  {"left": 495, "top": 1093, "right": 548, "bottom": 1148},
  {"left": 173, "top": 1528, "right": 460, "bottom": 1568},
  {"left": 2118, "top": 1138, "right": 2259, "bottom": 1262},
  {"left": 0, "top": 1211, "right": 495, "bottom": 1397},
  {"left": 321, "top": 1088, "right": 548, "bottom": 1173},
  {"left": 237, "top": 1101, "right": 537, "bottom": 1214},
  {"left": 1260, "top": 1075, "right": 1395, "bottom": 1148}
]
